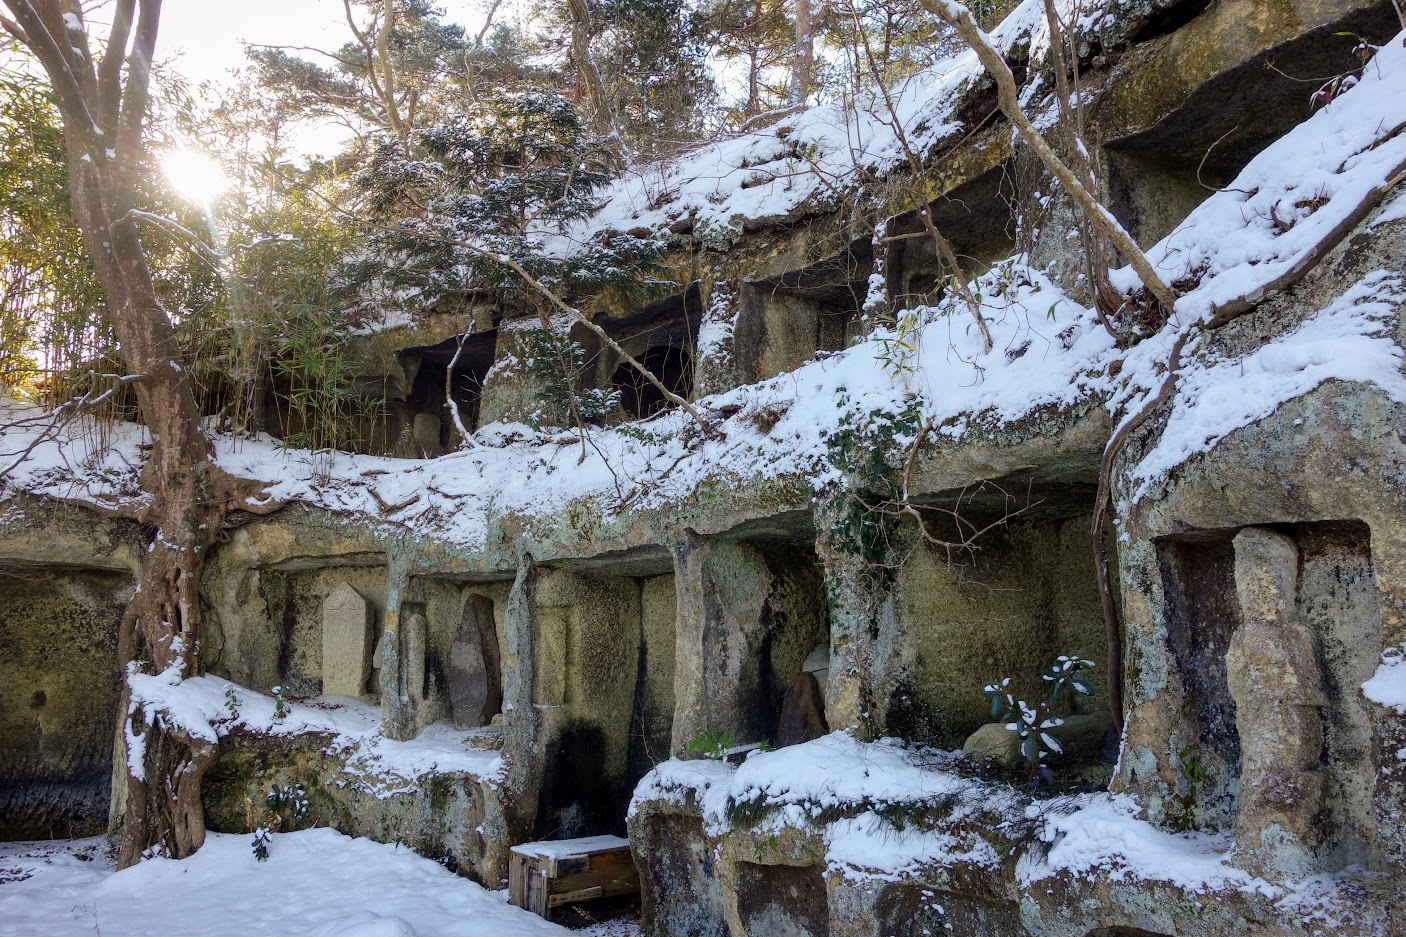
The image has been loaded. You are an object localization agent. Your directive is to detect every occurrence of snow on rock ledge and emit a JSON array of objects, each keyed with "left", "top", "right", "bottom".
[{"left": 126, "top": 670, "right": 502, "bottom": 796}]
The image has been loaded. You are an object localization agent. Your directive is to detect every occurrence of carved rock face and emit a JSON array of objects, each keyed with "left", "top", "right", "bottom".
[
  {"left": 449, "top": 594, "right": 501, "bottom": 728},
  {"left": 322, "top": 581, "right": 373, "bottom": 698}
]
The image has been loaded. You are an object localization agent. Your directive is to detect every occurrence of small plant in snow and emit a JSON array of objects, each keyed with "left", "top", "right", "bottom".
[
  {"left": 248, "top": 783, "right": 311, "bottom": 861},
  {"left": 687, "top": 727, "right": 737, "bottom": 760},
  {"left": 983, "top": 655, "right": 1096, "bottom": 788},
  {"left": 271, "top": 685, "right": 288, "bottom": 721},
  {"left": 251, "top": 825, "right": 272, "bottom": 861},
  {"left": 613, "top": 423, "right": 673, "bottom": 446},
  {"left": 266, "top": 783, "right": 310, "bottom": 820},
  {"left": 223, "top": 686, "right": 240, "bottom": 717},
  {"left": 1308, "top": 34, "right": 1378, "bottom": 109}
]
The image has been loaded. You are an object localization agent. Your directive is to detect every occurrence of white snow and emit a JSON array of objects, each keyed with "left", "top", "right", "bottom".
[
  {"left": 2, "top": 256, "right": 1115, "bottom": 556},
  {"left": 1111, "top": 35, "right": 1406, "bottom": 324},
  {"left": 125, "top": 672, "right": 503, "bottom": 795},
  {"left": 633, "top": 733, "right": 1017, "bottom": 882},
  {"left": 1362, "top": 645, "right": 1406, "bottom": 715},
  {"left": 552, "top": 0, "right": 1085, "bottom": 251},
  {"left": 633, "top": 733, "right": 1001, "bottom": 829},
  {"left": 1097, "top": 34, "right": 1406, "bottom": 493},
  {"left": 824, "top": 812, "right": 1003, "bottom": 883},
  {"left": 4, "top": 31, "right": 1405, "bottom": 550},
  {"left": 1018, "top": 794, "right": 1265, "bottom": 894},
  {"left": 1125, "top": 271, "right": 1406, "bottom": 496},
  {"left": 514, "top": 835, "right": 629, "bottom": 859},
  {"left": 0, "top": 830, "right": 568, "bottom": 937}
]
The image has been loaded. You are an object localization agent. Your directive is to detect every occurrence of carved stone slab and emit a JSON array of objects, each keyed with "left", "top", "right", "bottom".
[
  {"left": 449, "top": 594, "right": 502, "bottom": 727},
  {"left": 321, "top": 581, "right": 373, "bottom": 697}
]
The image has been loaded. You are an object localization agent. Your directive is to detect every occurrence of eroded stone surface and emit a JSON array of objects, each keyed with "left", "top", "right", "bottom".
[{"left": 322, "top": 581, "right": 374, "bottom": 698}]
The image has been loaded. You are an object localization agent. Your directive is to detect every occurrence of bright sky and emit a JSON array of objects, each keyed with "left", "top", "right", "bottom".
[{"left": 155, "top": 0, "right": 487, "bottom": 154}]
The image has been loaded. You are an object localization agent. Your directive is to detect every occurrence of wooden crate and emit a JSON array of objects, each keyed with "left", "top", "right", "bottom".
[{"left": 507, "top": 835, "right": 640, "bottom": 919}]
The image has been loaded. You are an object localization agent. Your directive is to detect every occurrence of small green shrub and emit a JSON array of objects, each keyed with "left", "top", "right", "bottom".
[
  {"left": 687, "top": 727, "right": 737, "bottom": 760},
  {"left": 982, "top": 655, "right": 1096, "bottom": 788}
]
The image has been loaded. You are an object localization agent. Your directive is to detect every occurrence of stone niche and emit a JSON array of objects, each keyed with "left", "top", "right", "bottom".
[
  {"left": 410, "top": 577, "right": 514, "bottom": 730},
  {"left": 673, "top": 535, "right": 831, "bottom": 752},
  {"left": 884, "top": 162, "right": 1018, "bottom": 307},
  {"left": 1104, "top": 7, "right": 1401, "bottom": 248},
  {"left": 734, "top": 240, "right": 872, "bottom": 383},
  {"left": 1155, "top": 520, "right": 1383, "bottom": 876},
  {"left": 395, "top": 329, "right": 499, "bottom": 458},
  {"left": 233, "top": 562, "right": 390, "bottom": 699},
  {"left": 887, "top": 490, "right": 1107, "bottom": 753},
  {"left": 579, "top": 284, "right": 702, "bottom": 421},
  {"left": 531, "top": 560, "right": 678, "bottom": 838},
  {"left": 0, "top": 567, "right": 132, "bottom": 839},
  {"left": 256, "top": 325, "right": 498, "bottom": 460}
]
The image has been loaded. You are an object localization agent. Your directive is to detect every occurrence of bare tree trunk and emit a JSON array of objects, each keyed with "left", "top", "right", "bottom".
[
  {"left": 789, "top": 0, "right": 815, "bottom": 104},
  {"left": 748, "top": 48, "right": 761, "bottom": 117},
  {"left": 566, "top": 0, "right": 616, "bottom": 141},
  {"left": 1, "top": 0, "right": 280, "bottom": 866},
  {"left": 377, "top": 0, "right": 408, "bottom": 147}
]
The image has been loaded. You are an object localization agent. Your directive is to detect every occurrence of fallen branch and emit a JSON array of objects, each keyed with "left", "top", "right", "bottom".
[
  {"left": 1090, "top": 328, "right": 1194, "bottom": 729},
  {"left": 1089, "top": 148, "right": 1406, "bottom": 728},
  {"left": 915, "top": 0, "right": 1180, "bottom": 317}
]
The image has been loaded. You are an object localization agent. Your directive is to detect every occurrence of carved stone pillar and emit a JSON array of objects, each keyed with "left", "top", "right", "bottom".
[
  {"left": 1226, "top": 527, "right": 1327, "bottom": 878},
  {"left": 669, "top": 530, "right": 775, "bottom": 753}
]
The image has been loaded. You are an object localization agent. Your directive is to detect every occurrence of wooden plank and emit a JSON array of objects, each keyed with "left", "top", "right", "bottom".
[
  {"left": 527, "top": 868, "right": 549, "bottom": 919},
  {"left": 507, "top": 854, "right": 530, "bottom": 911},
  {"left": 552, "top": 856, "right": 589, "bottom": 876},
  {"left": 549, "top": 850, "right": 640, "bottom": 901},
  {"left": 548, "top": 886, "right": 603, "bottom": 907}
]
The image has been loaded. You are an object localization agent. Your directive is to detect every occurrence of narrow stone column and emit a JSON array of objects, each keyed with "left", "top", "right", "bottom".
[
  {"left": 692, "top": 280, "right": 744, "bottom": 398},
  {"left": 1226, "top": 526, "right": 1327, "bottom": 878},
  {"left": 669, "top": 530, "right": 774, "bottom": 753},
  {"left": 484, "top": 555, "right": 542, "bottom": 859},
  {"left": 397, "top": 601, "right": 429, "bottom": 733},
  {"left": 814, "top": 498, "right": 887, "bottom": 740},
  {"left": 379, "top": 558, "right": 418, "bottom": 741}
]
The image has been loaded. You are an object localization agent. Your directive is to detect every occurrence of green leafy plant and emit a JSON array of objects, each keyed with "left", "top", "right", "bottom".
[
  {"left": 983, "top": 655, "right": 1096, "bottom": 788},
  {"left": 223, "top": 686, "right": 240, "bottom": 717},
  {"left": 520, "top": 329, "right": 621, "bottom": 428},
  {"left": 821, "top": 393, "right": 924, "bottom": 588},
  {"left": 687, "top": 727, "right": 738, "bottom": 760},
  {"left": 614, "top": 423, "right": 674, "bottom": 446},
  {"left": 248, "top": 783, "right": 310, "bottom": 861},
  {"left": 271, "top": 685, "right": 289, "bottom": 721}
]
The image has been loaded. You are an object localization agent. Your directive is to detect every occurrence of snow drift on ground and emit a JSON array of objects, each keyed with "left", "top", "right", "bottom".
[{"left": 0, "top": 830, "right": 567, "bottom": 937}]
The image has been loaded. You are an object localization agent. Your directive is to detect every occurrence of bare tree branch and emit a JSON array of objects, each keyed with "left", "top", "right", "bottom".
[{"left": 915, "top": 0, "right": 1180, "bottom": 316}]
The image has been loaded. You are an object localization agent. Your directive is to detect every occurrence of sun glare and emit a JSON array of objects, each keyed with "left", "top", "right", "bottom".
[{"left": 161, "top": 148, "right": 230, "bottom": 203}]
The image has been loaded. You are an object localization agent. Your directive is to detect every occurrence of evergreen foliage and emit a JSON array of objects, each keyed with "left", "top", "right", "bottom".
[{"left": 347, "top": 90, "right": 671, "bottom": 311}]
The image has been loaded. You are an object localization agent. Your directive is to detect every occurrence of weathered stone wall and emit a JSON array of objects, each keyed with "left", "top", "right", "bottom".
[
  {"left": 888, "top": 513, "right": 1106, "bottom": 749},
  {"left": 0, "top": 568, "right": 132, "bottom": 839},
  {"left": 0, "top": 499, "right": 139, "bottom": 840},
  {"left": 201, "top": 733, "right": 500, "bottom": 883}
]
